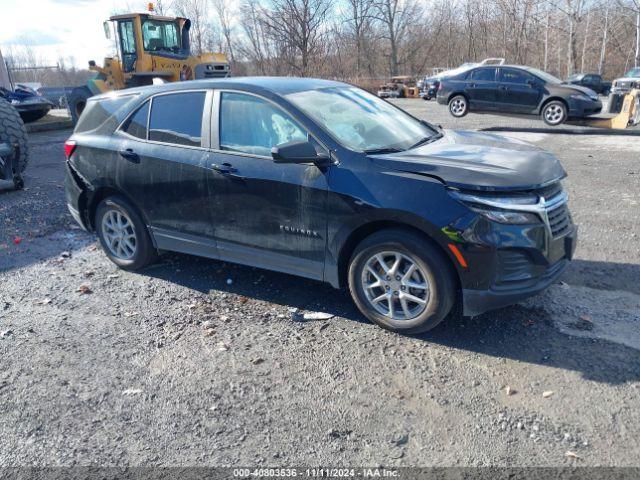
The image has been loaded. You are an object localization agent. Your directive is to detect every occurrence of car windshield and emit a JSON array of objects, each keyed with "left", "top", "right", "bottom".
[
  {"left": 526, "top": 67, "right": 562, "bottom": 84},
  {"left": 286, "top": 87, "right": 437, "bottom": 152},
  {"left": 624, "top": 68, "right": 640, "bottom": 78},
  {"left": 142, "top": 20, "right": 181, "bottom": 52}
]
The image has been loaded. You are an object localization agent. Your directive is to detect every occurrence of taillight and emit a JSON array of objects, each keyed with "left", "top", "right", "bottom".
[
  {"left": 64, "top": 140, "right": 77, "bottom": 159},
  {"left": 438, "top": 82, "right": 443, "bottom": 91}
]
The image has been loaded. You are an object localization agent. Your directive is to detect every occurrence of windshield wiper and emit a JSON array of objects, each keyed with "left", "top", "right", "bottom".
[
  {"left": 363, "top": 147, "right": 403, "bottom": 155},
  {"left": 408, "top": 132, "right": 443, "bottom": 150}
]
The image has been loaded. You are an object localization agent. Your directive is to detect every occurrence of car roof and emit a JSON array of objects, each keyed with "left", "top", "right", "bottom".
[{"left": 92, "top": 77, "right": 348, "bottom": 101}]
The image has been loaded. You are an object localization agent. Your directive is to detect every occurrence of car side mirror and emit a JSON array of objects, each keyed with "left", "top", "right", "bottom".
[{"left": 271, "top": 140, "right": 330, "bottom": 166}]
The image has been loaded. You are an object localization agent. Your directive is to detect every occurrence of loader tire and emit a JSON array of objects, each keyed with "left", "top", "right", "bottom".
[
  {"left": 69, "top": 86, "right": 92, "bottom": 125},
  {"left": 0, "top": 97, "right": 29, "bottom": 173}
]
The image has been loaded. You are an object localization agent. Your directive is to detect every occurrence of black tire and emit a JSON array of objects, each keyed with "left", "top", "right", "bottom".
[
  {"left": 541, "top": 100, "right": 567, "bottom": 126},
  {"left": 348, "top": 229, "right": 456, "bottom": 334},
  {"left": 0, "top": 98, "right": 29, "bottom": 173},
  {"left": 13, "top": 176, "right": 24, "bottom": 190},
  {"left": 448, "top": 94, "right": 469, "bottom": 117},
  {"left": 69, "top": 86, "right": 92, "bottom": 125},
  {"left": 95, "top": 195, "right": 157, "bottom": 271}
]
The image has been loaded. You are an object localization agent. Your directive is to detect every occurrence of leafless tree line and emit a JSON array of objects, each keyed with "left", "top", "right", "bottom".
[
  {"left": 3, "top": 0, "right": 640, "bottom": 88},
  {"left": 213, "top": 0, "right": 640, "bottom": 82}
]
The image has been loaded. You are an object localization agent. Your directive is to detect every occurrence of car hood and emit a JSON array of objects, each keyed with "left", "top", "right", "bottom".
[{"left": 369, "top": 130, "right": 566, "bottom": 191}]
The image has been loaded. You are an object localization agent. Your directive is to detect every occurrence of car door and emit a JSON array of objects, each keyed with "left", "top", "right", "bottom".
[
  {"left": 465, "top": 67, "right": 498, "bottom": 110},
  {"left": 206, "top": 90, "right": 329, "bottom": 281},
  {"left": 115, "top": 90, "right": 217, "bottom": 249},
  {"left": 497, "top": 68, "right": 543, "bottom": 113}
]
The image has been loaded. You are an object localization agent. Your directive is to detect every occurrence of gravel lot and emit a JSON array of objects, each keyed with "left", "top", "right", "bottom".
[{"left": 1, "top": 100, "right": 639, "bottom": 467}]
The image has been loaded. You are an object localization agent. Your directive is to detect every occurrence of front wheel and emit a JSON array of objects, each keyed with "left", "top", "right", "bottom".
[
  {"left": 448, "top": 95, "right": 468, "bottom": 117},
  {"left": 348, "top": 229, "right": 456, "bottom": 334},
  {"left": 95, "top": 196, "right": 157, "bottom": 270},
  {"left": 542, "top": 101, "right": 567, "bottom": 126}
]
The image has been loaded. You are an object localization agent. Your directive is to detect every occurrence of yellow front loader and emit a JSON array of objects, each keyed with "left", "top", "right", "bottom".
[{"left": 69, "top": 9, "right": 230, "bottom": 124}]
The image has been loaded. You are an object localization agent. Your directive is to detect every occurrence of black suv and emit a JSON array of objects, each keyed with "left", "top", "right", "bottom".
[
  {"left": 65, "top": 77, "right": 577, "bottom": 333},
  {"left": 437, "top": 65, "right": 602, "bottom": 125}
]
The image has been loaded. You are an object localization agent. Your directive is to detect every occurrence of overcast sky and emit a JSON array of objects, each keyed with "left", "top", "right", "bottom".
[{"left": 0, "top": 0, "right": 138, "bottom": 69}]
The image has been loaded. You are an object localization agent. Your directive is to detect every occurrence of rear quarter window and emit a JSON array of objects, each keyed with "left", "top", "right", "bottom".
[
  {"left": 121, "top": 101, "right": 150, "bottom": 140},
  {"left": 75, "top": 94, "right": 139, "bottom": 134}
]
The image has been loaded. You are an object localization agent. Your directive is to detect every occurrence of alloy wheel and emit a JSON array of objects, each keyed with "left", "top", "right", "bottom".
[
  {"left": 544, "top": 104, "right": 565, "bottom": 124},
  {"left": 450, "top": 98, "right": 467, "bottom": 116},
  {"left": 101, "top": 209, "right": 137, "bottom": 260},
  {"left": 361, "top": 251, "right": 430, "bottom": 320}
]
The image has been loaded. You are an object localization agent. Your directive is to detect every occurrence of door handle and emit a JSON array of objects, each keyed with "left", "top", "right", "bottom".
[
  {"left": 469, "top": 83, "right": 476, "bottom": 88},
  {"left": 119, "top": 148, "right": 140, "bottom": 163},
  {"left": 211, "top": 163, "right": 238, "bottom": 175}
]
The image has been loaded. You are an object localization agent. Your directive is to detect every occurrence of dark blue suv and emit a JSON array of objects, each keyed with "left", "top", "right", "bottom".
[{"left": 65, "top": 77, "right": 577, "bottom": 333}]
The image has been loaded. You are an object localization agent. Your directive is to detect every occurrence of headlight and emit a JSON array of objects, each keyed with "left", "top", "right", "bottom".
[
  {"left": 449, "top": 190, "right": 542, "bottom": 224},
  {"left": 469, "top": 208, "right": 541, "bottom": 224}
]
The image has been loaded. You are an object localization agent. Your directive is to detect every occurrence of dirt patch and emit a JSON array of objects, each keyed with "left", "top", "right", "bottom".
[{"left": 526, "top": 283, "right": 640, "bottom": 351}]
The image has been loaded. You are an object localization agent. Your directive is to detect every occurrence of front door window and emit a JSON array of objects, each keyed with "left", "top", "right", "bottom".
[{"left": 219, "top": 92, "right": 308, "bottom": 157}]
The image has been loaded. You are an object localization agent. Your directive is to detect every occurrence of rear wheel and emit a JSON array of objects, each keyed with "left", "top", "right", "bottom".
[
  {"left": 69, "top": 86, "right": 92, "bottom": 125},
  {"left": 95, "top": 196, "right": 157, "bottom": 270},
  {"left": 448, "top": 95, "right": 468, "bottom": 117},
  {"left": 542, "top": 100, "right": 567, "bottom": 126},
  {"left": 348, "top": 229, "right": 456, "bottom": 334}
]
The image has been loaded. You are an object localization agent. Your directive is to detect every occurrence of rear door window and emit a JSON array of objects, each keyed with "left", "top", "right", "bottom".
[
  {"left": 470, "top": 68, "right": 497, "bottom": 82},
  {"left": 121, "top": 101, "right": 150, "bottom": 139},
  {"left": 148, "top": 92, "right": 206, "bottom": 147}
]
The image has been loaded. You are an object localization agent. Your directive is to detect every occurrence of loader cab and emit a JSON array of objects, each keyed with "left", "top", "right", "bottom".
[{"left": 107, "top": 14, "right": 192, "bottom": 77}]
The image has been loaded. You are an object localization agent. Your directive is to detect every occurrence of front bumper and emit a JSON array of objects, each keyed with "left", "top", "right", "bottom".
[
  {"left": 451, "top": 204, "right": 578, "bottom": 316},
  {"left": 568, "top": 98, "right": 602, "bottom": 117},
  {"left": 462, "top": 227, "right": 577, "bottom": 316}
]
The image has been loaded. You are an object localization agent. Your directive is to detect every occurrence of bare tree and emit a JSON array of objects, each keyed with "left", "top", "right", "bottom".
[
  {"left": 212, "top": 0, "right": 237, "bottom": 64},
  {"left": 374, "top": 0, "right": 421, "bottom": 75},
  {"left": 261, "top": 0, "right": 333, "bottom": 75},
  {"left": 618, "top": 0, "right": 640, "bottom": 67},
  {"left": 173, "top": 0, "right": 211, "bottom": 55},
  {"left": 343, "top": 0, "right": 375, "bottom": 75}
]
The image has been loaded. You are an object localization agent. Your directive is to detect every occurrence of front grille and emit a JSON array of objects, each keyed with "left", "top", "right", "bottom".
[
  {"left": 547, "top": 202, "right": 571, "bottom": 238},
  {"left": 203, "top": 71, "right": 229, "bottom": 78}
]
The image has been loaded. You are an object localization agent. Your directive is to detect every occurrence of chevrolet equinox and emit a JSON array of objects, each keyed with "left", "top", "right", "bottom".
[{"left": 65, "top": 78, "right": 577, "bottom": 333}]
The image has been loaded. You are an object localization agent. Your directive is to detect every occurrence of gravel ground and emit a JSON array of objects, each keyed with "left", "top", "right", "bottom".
[{"left": 1, "top": 100, "right": 639, "bottom": 467}]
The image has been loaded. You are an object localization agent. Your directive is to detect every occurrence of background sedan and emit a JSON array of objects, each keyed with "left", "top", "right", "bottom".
[{"left": 437, "top": 65, "right": 602, "bottom": 126}]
